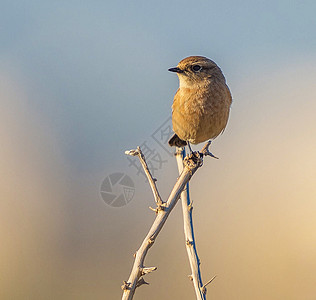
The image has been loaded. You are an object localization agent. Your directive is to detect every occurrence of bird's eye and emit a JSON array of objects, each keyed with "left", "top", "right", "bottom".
[{"left": 192, "top": 65, "right": 202, "bottom": 72}]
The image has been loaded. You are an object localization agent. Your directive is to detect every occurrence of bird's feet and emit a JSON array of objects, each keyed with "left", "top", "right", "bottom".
[
  {"left": 187, "top": 142, "right": 200, "bottom": 160},
  {"left": 187, "top": 142, "right": 193, "bottom": 156}
]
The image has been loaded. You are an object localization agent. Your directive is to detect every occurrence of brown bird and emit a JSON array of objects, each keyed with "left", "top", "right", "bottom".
[{"left": 168, "top": 56, "right": 232, "bottom": 152}]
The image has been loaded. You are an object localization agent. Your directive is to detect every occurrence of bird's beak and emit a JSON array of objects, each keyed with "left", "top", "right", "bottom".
[{"left": 168, "top": 67, "right": 183, "bottom": 73}]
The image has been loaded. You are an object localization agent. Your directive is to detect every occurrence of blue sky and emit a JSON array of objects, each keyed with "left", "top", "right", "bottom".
[{"left": 1, "top": 1, "right": 316, "bottom": 174}]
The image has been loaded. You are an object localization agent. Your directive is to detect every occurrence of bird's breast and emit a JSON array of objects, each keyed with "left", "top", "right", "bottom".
[{"left": 172, "top": 82, "right": 231, "bottom": 144}]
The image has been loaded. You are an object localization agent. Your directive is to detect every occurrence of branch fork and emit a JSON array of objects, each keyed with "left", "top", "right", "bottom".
[{"left": 122, "top": 142, "right": 215, "bottom": 300}]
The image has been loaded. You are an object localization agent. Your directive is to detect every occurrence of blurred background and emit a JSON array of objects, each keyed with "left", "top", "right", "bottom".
[{"left": 1, "top": 1, "right": 316, "bottom": 299}]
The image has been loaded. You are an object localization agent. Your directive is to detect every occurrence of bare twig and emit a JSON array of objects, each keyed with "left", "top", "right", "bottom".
[
  {"left": 125, "top": 147, "right": 163, "bottom": 207},
  {"left": 121, "top": 147, "right": 204, "bottom": 300},
  {"left": 176, "top": 147, "right": 206, "bottom": 300},
  {"left": 201, "top": 275, "right": 217, "bottom": 294}
]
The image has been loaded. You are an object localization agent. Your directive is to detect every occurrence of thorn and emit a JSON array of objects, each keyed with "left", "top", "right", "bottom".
[
  {"left": 188, "top": 275, "right": 193, "bottom": 281},
  {"left": 158, "top": 203, "right": 166, "bottom": 211},
  {"left": 142, "top": 266, "right": 157, "bottom": 275},
  {"left": 125, "top": 149, "right": 139, "bottom": 156},
  {"left": 121, "top": 280, "right": 131, "bottom": 290},
  {"left": 149, "top": 204, "right": 166, "bottom": 213},
  {"left": 148, "top": 238, "right": 154, "bottom": 245},
  {"left": 202, "top": 275, "right": 217, "bottom": 294},
  {"left": 149, "top": 206, "right": 158, "bottom": 213},
  {"left": 133, "top": 251, "right": 137, "bottom": 258},
  {"left": 200, "top": 141, "right": 219, "bottom": 159},
  {"left": 136, "top": 277, "right": 149, "bottom": 288},
  {"left": 186, "top": 239, "right": 193, "bottom": 246},
  {"left": 206, "top": 152, "right": 219, "bottom": 159}
]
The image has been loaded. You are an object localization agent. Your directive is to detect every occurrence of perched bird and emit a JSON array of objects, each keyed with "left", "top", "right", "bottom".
[{"left": 168, "top": 56, "right": 232, "bottom": 152}]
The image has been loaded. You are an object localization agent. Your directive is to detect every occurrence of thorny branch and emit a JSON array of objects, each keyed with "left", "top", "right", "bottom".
[
  {"left": 125, "top": 147, "right": 163, "bottom": 209},
  {"left": 122, "top": 143, "right": 215, "bottom": 300}
]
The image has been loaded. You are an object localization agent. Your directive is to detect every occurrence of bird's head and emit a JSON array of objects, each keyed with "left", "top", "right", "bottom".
[{"left": 168, "top": 56, "right": 225, "bottom": 88}]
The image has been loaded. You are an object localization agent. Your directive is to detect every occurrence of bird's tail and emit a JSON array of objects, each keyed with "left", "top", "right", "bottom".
[{"left": 168, "top": 134, "right": 187, "bottom": 147}]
